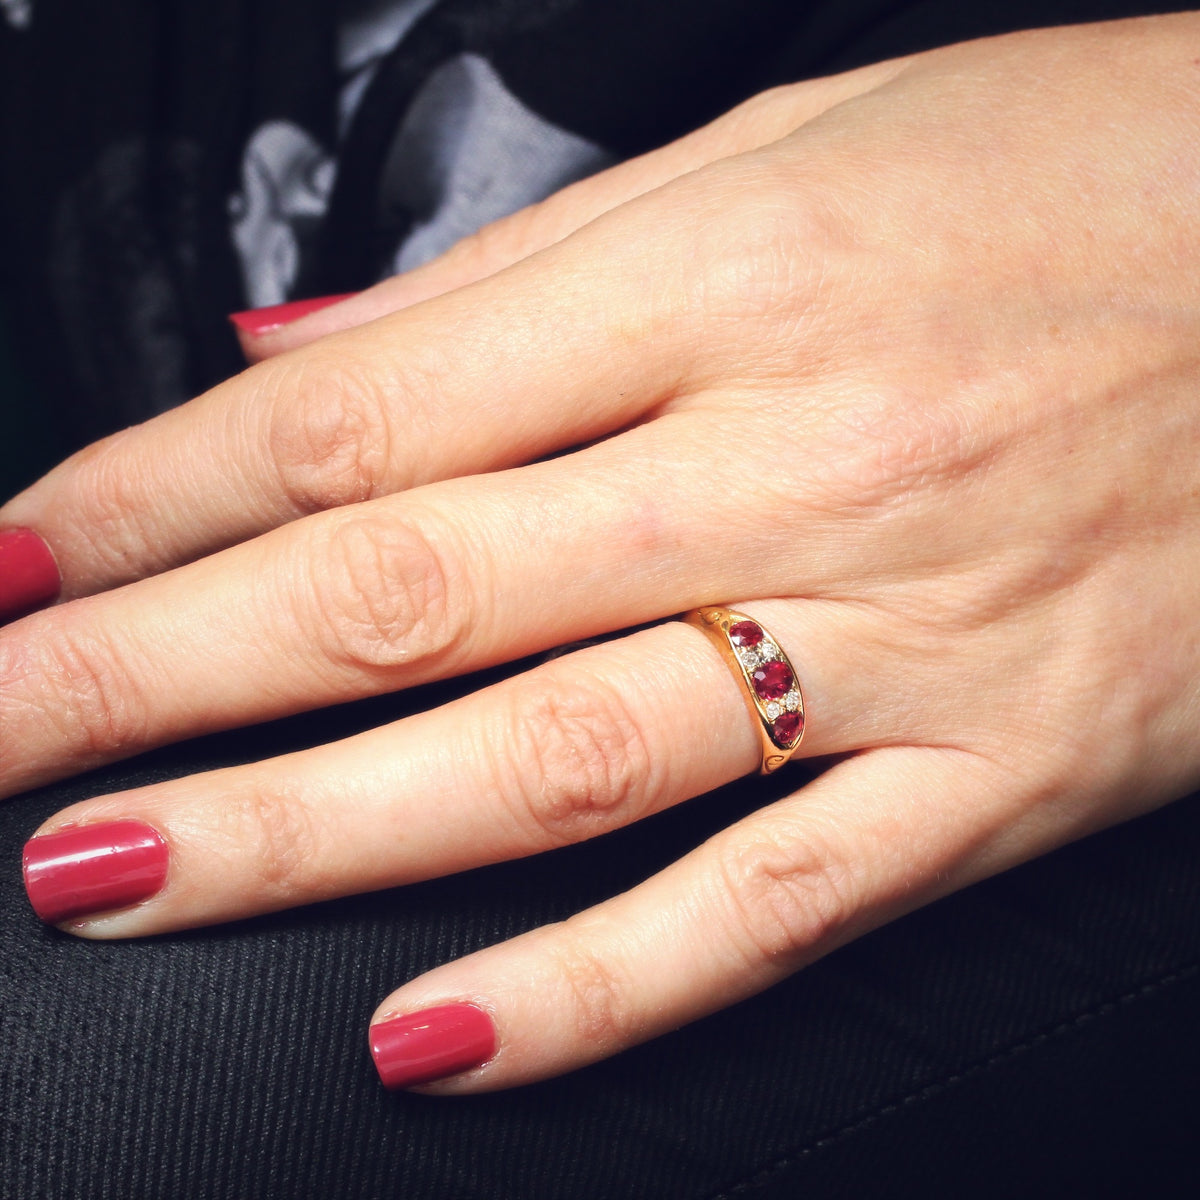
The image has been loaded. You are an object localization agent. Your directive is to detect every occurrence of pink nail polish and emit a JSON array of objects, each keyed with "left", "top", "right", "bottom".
[
  {"left": 370, "top": 1003, "right": 496, "bottom": 1089},
  {"left": 0, "top": 527, "right": 60, "bottom": 622},
  {"left": 228, "top": 293, "right": 357, "bottom": 337},
  {"left": 23, "top": 820, "right": 169, "bottom": 924}
]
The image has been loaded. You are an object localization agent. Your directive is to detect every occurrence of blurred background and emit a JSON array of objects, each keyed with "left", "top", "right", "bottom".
[{"left": 0, "top": 293, "right": 61, "bottom": 501}]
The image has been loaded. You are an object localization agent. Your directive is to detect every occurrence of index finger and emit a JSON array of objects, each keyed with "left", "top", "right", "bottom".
[{"left": 0, "top": 173, "right": 720, "bottom": 606}]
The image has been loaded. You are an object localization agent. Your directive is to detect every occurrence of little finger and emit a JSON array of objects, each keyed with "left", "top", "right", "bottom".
[{"left": 367, "top": 744, "right": 1024, "bottom": 1092}]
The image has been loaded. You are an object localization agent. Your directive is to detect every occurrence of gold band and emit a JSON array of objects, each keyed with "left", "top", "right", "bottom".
[{"left": 684, "top": 607, "right": 806, "bottom": 775}]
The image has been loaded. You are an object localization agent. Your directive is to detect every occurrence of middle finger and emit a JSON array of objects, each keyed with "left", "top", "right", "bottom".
[{"left": 2, "top": 413, "right": 854, "bottom": 798}]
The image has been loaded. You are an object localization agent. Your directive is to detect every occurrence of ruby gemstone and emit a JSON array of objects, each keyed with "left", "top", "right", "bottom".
[
  {"left": 729, "top": 620, "right": 763, "bottom": 648},
  {"left": 772, "top": 711, "right": 803, "bottom": 745},
  {"left": 752, "top": 660, "right": 793, "bottom": 700}
]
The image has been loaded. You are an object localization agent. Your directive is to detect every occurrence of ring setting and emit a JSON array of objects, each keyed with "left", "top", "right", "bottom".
[{"left": 684, "top": 607, "right": 805, "bottom": 774}]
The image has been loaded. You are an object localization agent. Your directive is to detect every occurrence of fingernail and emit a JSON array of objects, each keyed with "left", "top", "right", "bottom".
[
  {"left": 23, "top": 820, "right": 169, "bottom": 924},
  {"left": 370, "top": 1003, "right": 496, "bottom": 1089},
  {"left": 0, "top": 527, "right": 61, "bottom": 622},
  {"left": 228, "top": 292, "right": 357, "bottom": 337}
]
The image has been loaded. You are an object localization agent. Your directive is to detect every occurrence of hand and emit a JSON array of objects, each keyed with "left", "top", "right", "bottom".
[{"left": 5, "top": 15, "right": 1200, "bottom": 1093}]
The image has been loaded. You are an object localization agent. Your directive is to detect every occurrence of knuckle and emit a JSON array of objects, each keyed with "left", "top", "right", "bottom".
[
  {"left": 714, "top": 824, "right": 855, "bottom": 967},
  {"left": 0, "top": 637, "right": 47, "bottom": 779},
  {"left": 495, "top": 675, "right": 656, "bottom": 846},
  {"left": 28, "top": 625, "right": 151, "bottom": 762},
  {"left": 803, "top": 389, "right": 983, "bottom": 516},
  {"left": 444, "top": 208, "right": 540, "bottom": 277},
  {"left": 548, "top": 936, "right": 639, "bottom": 1049},
  {"left": 264, "top": 355, "right": 393, "bottom": 514},
  {"left": 685, "top": 177, "right": 833, "bottom": 326},
  {"left": 306, "top": 511, "right": 465, "bottom": 674},
  {"left": 738, "top": 83, "right": 805, "bottom": 125},
  {"left": 222, "top": 779, "right": 329, "bottom": 902},
  {"left": 69, "top": 430, "right": 162, "bottom": 576}
]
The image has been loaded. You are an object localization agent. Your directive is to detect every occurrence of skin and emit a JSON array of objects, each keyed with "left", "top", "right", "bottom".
[{"left": 4, "top": 15, "right": 1200, "bottom": 1093}]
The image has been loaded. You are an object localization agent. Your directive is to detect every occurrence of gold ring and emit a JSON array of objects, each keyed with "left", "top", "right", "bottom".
[{"left": 684, "top": 607, "right": 805, "bottom": 774}]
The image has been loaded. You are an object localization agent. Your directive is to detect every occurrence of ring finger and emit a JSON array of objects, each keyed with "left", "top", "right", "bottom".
[{"left": 20, "top": 598, "right": 923, "bottom": 938}]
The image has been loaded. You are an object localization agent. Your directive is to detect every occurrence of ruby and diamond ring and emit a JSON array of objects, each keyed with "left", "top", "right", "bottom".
[{"left": 683, "top": 607, "right": 806, "bottom": 774}]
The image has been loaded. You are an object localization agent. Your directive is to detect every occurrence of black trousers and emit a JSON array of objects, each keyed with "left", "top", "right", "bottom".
[{"left": 2, "top": 672, "right": 1198, "bottom": 1199}]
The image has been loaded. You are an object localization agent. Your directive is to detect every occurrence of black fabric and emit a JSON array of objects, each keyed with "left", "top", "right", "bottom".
[
  {"left": 2, "top": 678, "right": 1199, "bottom": 1197},
  {"left": 1, "top": 0, "right": 340, "bottom": 440}
]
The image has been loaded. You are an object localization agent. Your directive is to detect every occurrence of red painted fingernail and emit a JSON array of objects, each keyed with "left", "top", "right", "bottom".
[
  {"left": 370, "top": 1003, "right": 496, "bottom": 1089},
  {"left": 0, "top": 527, "right": 61, "bottom": 622},
  {"left": 228, "top": 292, "right": 357, "bottom": 337},
  {"left": 23, "top": 820, "right": 169, "bottom": 924}
]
